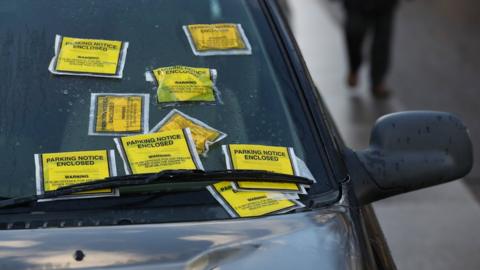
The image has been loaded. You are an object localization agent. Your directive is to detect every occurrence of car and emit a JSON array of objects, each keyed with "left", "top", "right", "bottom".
[{"left": 0, "top": 0, "right": 473, "bottom": 269}]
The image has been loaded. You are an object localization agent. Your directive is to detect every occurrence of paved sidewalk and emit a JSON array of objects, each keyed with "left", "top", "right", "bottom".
[{"left": 285, "top": 0, "right": 480, "bottom": 269}]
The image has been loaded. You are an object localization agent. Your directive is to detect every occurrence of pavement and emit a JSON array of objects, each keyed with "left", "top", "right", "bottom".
[{"left": 284, "top": 0, "right": 480, "bottom": 269}]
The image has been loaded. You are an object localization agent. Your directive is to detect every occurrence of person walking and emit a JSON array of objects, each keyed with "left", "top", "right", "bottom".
[{"left": 343, "top": 0, "right": 398, "bottom": 98}]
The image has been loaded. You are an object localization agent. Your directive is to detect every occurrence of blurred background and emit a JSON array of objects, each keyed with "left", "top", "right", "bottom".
[{"left": 279, "top": 0, "right": 480, "bottom": 269}]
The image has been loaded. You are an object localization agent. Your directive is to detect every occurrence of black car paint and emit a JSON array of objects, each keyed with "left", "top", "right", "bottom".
[{"left": 0, "top": 202, "right": 366, "bottom": 270}]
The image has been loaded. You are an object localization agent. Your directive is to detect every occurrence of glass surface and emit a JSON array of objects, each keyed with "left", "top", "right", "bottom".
[{"left": 0, "top": 0, "right": 335, "bottom": 206}]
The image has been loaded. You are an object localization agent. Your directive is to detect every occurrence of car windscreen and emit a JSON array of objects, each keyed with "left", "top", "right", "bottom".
[{"left": 0, "top": 0, "right": 337, "bottom": 215}]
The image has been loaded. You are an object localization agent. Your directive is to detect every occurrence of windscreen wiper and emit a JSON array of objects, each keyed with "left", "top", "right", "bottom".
[{"left": 0, "top": 170, "right": 314, "bottom": 209}]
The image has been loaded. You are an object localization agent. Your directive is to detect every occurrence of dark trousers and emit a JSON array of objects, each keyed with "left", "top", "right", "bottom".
[{"left": 344, "top": 6, "right": 396, "bottom": 86}]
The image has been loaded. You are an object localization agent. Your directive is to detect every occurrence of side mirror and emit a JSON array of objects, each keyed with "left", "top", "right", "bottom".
[{"left": 347, "top": 111, "right": 473, "bottom": 204}]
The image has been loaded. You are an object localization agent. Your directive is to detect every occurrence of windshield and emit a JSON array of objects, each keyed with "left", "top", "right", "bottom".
[{"left": 0, "top": 0, "right": 337, "bottom": 223}]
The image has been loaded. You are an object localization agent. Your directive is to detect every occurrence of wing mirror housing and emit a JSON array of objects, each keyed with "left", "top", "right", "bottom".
[{"left": 347, "top": 111, "right": 473, "bottom": 204}]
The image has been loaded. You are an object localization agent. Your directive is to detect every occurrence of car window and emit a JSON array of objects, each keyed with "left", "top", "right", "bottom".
[{"left": 0, "top": 0, "right": 336, "bottom": 210}]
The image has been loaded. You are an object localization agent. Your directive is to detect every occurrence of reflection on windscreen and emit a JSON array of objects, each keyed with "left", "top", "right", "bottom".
[{"left": 0, "top": 0, "right": 332, "bottom": 203}]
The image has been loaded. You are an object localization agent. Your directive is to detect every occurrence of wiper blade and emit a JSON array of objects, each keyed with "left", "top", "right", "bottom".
[{"left": 0, "top": 170, "right": 314, "bottom": 209}]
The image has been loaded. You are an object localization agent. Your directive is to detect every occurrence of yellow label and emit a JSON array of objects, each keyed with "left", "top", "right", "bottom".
[
  {"left": 155, "top": 112, "right": 222, "bottom": 154},
  {"left": 118, "top": 129, "right": 199, "bottom": 174},
  {"left": 188, "top": 24, "right": 246, "bottom": 51},
  {"left": 153, "top": 66, "right": 215, "bottom": 103},
  {"left": 94, "top": 95, "right": 143, "bottom": 133},
  {"left": 227, "top": 144, "right": 300, "bottom": 192},
  {"left": 211, "top": 182, "right": 297, "bottom": 217},
  {"left": 40, "top": 150, "right": 112, "bottom": 194},
  {"left": 55, "top": 36, "right": 122, "bottom": 75},
  {"left": 236, "top": 181, "right": 299, "bottom": 190}
]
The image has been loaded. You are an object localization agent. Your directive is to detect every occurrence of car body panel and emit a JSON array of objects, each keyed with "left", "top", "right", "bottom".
[{"left": 0, "top": 206, "right": 363, "bottom": 270}]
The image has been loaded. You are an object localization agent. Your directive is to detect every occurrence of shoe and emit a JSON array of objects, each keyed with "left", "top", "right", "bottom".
[
  {"left": 371, "top": 84, "right": 391, "bottom": 99},
  {"left": 347, "top": 72, "right": 358, "bottom": 88}
]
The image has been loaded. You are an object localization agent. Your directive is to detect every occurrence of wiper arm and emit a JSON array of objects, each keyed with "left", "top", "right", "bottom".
[{"left": 0, "top": 170, "right": 314, "bottom": 209}]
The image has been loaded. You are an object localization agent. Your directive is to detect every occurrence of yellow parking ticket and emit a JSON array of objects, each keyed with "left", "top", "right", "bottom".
[
  {"left": 148, "top": 66, "right": 218, "bottom": 104},
  {"left": 224, "top": 144, "right": 306, "bottom": 194},
  {"left": 183, "top": 24, "right": 252, "bottom": 56},
  {"left": 49, "top": 35, "right": 129, "bottom": 78},
  {"left": 88, "top": 93, "right": 150, "bottom": 136},
  {"left": 207, "top": 181, "right": 304, "bottom": 218},
  {"left": 151, "top": 109, "right": 226, "bottom": 156},
  {"left": 34, "top": 150, "right": 117, "bottom": 200},
  {"left": 114, "top": 128, "right": 203, "bottom": 174}
]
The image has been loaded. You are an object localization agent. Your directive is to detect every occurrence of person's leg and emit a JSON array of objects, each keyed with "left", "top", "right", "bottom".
[
  {"left": 370, "top": 7, "right": 396, "bottom": 97},
  {"left": 344, "top": 8, "right": 368, "bottom": 87}
]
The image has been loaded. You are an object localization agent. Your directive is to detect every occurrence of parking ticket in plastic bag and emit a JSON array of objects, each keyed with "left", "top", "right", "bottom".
[
  {"left": 114, "top": 128, "right": 203, "bottom": 174},
  {"left": 48, "top": 35, "right": 129, "bottom": 78},
  {"left": 206, "top": 181, "right": 304, "bottom": 218},
  {"left": 34, "top": 150, "right": 118, "bottom": 201},
  {"left": 183, "top": 23, "right": 252, "bottom": 56},
  {"left": 223, "top": 144, "right": 308, "bottom": 194},
  {"left": 146, "top": 65, "right": 219, "bottom": 105},
  {"left": 88, "top": 93, "right": 150, "bottom": 136},
  {"left": 151, "top": 109, "right": 226, "bottom": 156}
]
